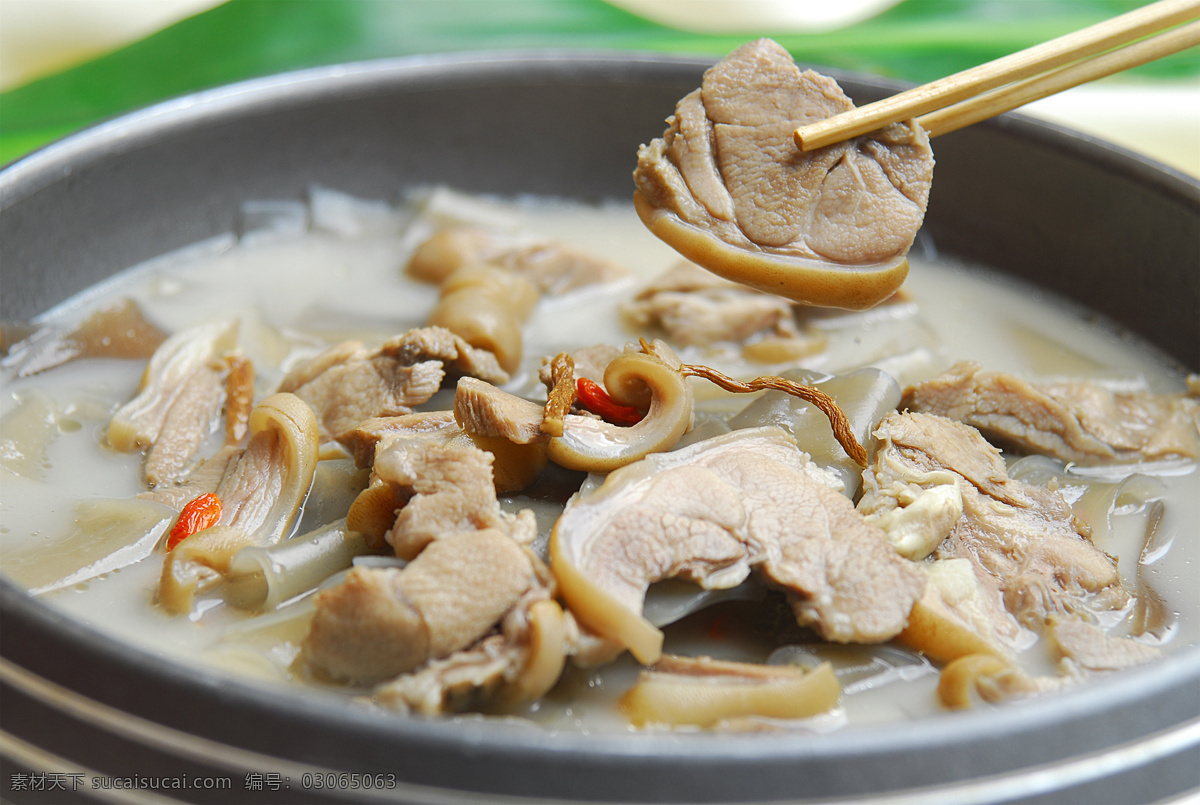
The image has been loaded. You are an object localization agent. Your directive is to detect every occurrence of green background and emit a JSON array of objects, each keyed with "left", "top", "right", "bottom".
[{"left": 2, "top": 0, "right": 1197, "bottom": 165}]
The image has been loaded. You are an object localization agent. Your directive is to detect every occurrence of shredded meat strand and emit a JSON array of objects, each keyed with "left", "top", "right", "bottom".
[
  {"left": 541, "top": 353, "right": 576, "bottom": 437},
  {"left": 672, "top": 350, "right": 866, "bottom": 467},
  {"left": 223, "top": 354, "right": 255, "bottom": 445}
]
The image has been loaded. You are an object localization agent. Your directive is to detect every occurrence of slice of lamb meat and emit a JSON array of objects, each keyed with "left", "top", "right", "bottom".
[
  {"left": 1048, "top": 618, "right": 1163, "bottom": 673},
  {"left": 377, "top": 440, "right": 535, "bottom": 559},
  {"left": 279, "top": 341, "right": 442, "bottom": 443},
  {"left": 551, "top": 427, "right": 925, "bottom": 663},
  {"left": 139, "top": 445, "right": 242, "bottom": 511},
  {"left": 871, "top": 412, "right": 1125, "bottom": 631},
  {"left": 106, "top": 319, "right": 239, "bottom": 486},
  {"left": 621, "top": 261, "right": 822, "bottom": 357},
  {"left": 406, "top": 226, "right": 630, "bottom": 294},
  {"left": 342, "top": 411, "right": 460, "bottom": 470},
  {"left": 142, "top": 364, "right": 225, "bottom": 487},
  {"left": 633, "top": 38, "right": 934, "bottom": 310},
  {"left": 454, "top": 377, "right": 548, "bottom": 445},
  {"left": 902, "top": 361, "right": 1200, "bottom": 464},
  {"left": 278, "top": 326, "right": 506, "bottom": 443}
]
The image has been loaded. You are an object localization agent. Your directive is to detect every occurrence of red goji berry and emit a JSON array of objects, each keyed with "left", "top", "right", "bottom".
[
  {"left": 575, "top": 377, "right": 644, "bottom": 426},
  {"left": 166, "top": 492, "right": 222, "bottom": 550}
]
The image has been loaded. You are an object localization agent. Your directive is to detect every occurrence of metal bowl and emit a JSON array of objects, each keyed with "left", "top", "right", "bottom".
[{"left": 2, "top": 51, "right": 1198, "bottom": 804}]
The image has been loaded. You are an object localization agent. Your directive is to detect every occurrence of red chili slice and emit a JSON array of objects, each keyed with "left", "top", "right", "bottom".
[
  {"left": 166, "top": 492, "right": 222, "bottom": 550},
  {"left": 575, "top": 377, "right": 644, "bottom": 426}
]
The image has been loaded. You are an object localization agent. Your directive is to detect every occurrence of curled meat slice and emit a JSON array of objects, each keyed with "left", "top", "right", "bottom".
[
  {"left": 634, "top": 39, "right": 933, "bottom": 310},
  {"left": 550, "top": 427, "right": 924, "bottom": 664},
  {"left": 107, "top": 319, "right": 237, "bottom": 451},
  {"left": 547, "top": 347, "right": 694, "bottom": 473},
  {"left": 141, "top": 364, "right": 225, "bottom": 487},
  {"left": 299, "top": 528, "right": 539, "bottom": 685},
  {"left": 158, "top": 393, "right": 320, "bottom": 613},
  {"left": 937, "top": 654, "right": 1050, "bottom": 710},
  {"left": 538, "top": 344, "right": 622, "bottom": 390},
  {"left": 620, "top": 655, "right": 840, "bottom": 728},
  {"left": 427, "top": 265, "right": 539, "bottom": 374},
  {"left": 456, "top": 342, "right": 695, "bottom": 474},
  {"left": 902, "top": 361, "right": 1200, "bottom": 464}
]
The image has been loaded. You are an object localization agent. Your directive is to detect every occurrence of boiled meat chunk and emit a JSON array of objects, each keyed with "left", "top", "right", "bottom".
[
  {"left": 374, "top": 595, "right": 567, "bottom": 714},
  {"left": 902, "top": 361, "right": 1200, "bottom": 464},
  {"left": 622, "top": 261, "right": 823, "bottom": 362},
  {"left": 278, "top": 326, "right": 506, "bottom": 443},
  {"left": 406, "top": 226, "right": 630, "bottom": 294},
  {"left": 348, "top": 437, "right": 535, "bottom": 558},
  {"left": 300, "top": 528, "right": 538, "bottom": 684},
  {"left": 634, "top": 38, "right": 934, "bottom": 310},
  {"left": 871, "top": 412, "right": 1125, "bottom": 631}
]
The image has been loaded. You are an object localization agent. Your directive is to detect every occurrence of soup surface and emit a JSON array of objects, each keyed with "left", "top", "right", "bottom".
[{"left": 1, "top": 187, "right": 1196, "bottom": 731}]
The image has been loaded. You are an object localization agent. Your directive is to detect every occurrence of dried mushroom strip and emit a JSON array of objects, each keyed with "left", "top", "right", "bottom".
[
  {"left": 540, "top": 352, "right": 576, "bottom": 437},
  {"left": 223, "top": 353, "right": 255, "bottom": 445},
  {"left": 729, "top": 367, "right": 901, "bottom": 496},
  {"left": 677, "top": 358, "right": 868, "bottom": 467}
]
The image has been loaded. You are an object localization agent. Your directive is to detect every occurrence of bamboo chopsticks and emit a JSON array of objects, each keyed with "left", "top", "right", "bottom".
[{"left": 794, "top": 0, "right": 1200, "bottom": 150}]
